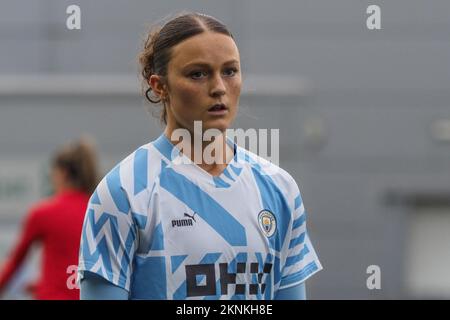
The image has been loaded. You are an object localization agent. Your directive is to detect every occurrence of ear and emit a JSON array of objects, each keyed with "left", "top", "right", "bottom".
[{"left": 149, "top": 75, "right": 167, "bottom": 99}]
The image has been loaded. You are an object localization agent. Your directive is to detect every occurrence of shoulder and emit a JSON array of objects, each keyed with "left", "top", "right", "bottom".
[
  {"left": 238, "top": 146, "right": 300, "bottom": 199},
  {"left": 27, "top": 195, "right": 59, "bottom": 218},
  {"left": 90, "top": 142, "right": 162, "bottom": 212}
]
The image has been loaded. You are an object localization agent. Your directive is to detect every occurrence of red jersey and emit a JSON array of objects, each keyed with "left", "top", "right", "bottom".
[{"left": 0, "top": 190, "right": 90, "bottom": 299}]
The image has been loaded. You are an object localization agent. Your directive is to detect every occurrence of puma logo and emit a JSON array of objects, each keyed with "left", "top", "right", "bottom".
[
  {"left": 172, "top": 212, "right": 197, "bottom": 228},
  {"left": 184, "top": 212, "right": 197, "bottom": 222}
]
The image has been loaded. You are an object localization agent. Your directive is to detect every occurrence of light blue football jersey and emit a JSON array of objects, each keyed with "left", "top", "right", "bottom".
[{"left": 78, "top": 133, "right": 322, "bottom": 300}]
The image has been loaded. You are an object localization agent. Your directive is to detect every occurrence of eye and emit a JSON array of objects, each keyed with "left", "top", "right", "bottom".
[
  {"left": 189, "top": 71, "right": 208, "bottom": 80},
  {"left": 223, "top": 67, "right": 238, "bottom": 77}
]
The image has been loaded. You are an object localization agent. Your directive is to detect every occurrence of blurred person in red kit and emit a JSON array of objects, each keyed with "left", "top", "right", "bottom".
[{"left": 0, "top": 138, "right": 100, "bottom": 299}]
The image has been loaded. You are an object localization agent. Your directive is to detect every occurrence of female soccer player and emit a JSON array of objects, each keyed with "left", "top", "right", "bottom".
[
  {"left": 0, "top": 139, "right": 99, "bottom": 299},
  {"left": 78, "top": 12, "right": 322, "bottom": 300}
]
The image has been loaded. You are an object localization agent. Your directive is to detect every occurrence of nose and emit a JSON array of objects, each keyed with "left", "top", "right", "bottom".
[{"left": 210, "top": 73, "right": 226, "bottom": 97}]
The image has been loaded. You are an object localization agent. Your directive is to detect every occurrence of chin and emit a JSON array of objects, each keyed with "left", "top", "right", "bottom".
[{"left": 203, "top": 119, "right": 231, "bottom": 133}]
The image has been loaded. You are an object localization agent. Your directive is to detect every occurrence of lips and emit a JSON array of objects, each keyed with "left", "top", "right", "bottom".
[{"left": 208, "top": 103, "right": 227, "bottom": 111}]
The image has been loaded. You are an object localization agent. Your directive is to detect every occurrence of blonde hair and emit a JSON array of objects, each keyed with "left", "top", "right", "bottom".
[{"left": 51, "top": 137, "right": 100, "bottom": 194}]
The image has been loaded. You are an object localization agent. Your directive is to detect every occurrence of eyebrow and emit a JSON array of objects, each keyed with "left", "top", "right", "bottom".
[{"left": 182, "top": 59, "right": 239, "bottom": 69}]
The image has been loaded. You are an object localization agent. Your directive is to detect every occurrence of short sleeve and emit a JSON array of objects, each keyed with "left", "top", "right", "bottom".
[
  {"left": 77, "top": 168, "right": 138, "bottom": 292},
  {"left": 279, "top": 188, "right": 323, "bottom": 290}
]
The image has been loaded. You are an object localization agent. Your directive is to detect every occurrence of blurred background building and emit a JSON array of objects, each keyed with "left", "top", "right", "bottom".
[{"left": 0, "top": 0, "right": 449, "bottom": 299}]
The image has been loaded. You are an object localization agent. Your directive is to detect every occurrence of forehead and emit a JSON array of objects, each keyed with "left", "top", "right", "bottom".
[{"left": 169, "top": 32, "right": 240, "bottom": 68}]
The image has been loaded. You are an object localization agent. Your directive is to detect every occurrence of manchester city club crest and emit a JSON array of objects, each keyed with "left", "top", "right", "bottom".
[{"left": 258, "top": 210, "right": 277, "bottom": 237}]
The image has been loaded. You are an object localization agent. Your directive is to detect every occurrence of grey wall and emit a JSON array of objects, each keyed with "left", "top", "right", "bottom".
[{"left": 1, "top": 0, "right": 450, "bottom": 299}]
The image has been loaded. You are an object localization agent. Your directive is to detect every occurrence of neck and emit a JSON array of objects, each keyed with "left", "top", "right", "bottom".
[
  {"left": 163, "top": 125, "right": 234, "bottom": 176},
  {"left": 55, "top": 183, "right": 76, "bottom": 195}
]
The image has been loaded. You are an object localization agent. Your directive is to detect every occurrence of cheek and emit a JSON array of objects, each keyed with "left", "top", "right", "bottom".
[
  {"left": 228, "top": 79, "right": 242, "bottom": 101},
  {"left": 172, "top": 82, "right": 203, "bottom": 109}
]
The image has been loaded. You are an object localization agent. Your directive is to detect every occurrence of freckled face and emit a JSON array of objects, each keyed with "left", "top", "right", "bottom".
[{"left": 164, "top": 31, "right": 242, "bottom": 133}]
